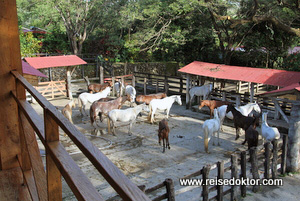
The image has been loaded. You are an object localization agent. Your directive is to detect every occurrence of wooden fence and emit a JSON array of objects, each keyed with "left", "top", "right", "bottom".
[
  {"left": 35, "top": 80, "right": 67, "bottom": 99},
  {"left": 180, "top": 135, "right": 288, "bottom": 201},
  {"left": 132, "top": 72, "right": 293, "bottom": 121}
]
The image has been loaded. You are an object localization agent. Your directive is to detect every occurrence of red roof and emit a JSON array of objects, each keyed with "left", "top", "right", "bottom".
[
  {"left": 22, "top": 60, "right": 47, "bottom": 77},
  {"left": 260, "top": 82, "right": 300, "bottom": 96},
  {"left": 25, "top": 55, "right": 87, "bottom": 69},
  {"left": 178, "top": 61, "right": 300, "bottom": 87}
]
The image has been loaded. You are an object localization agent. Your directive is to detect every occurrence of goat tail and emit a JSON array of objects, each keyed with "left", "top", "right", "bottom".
[{"left": 203, "top": 126, "right": 209, "bottom": 153}]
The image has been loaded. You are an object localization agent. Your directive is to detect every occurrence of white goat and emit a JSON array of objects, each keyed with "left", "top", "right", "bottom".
[
  {"left": 203, "top": 109, "right": 220, "bottom": 153},
  {"left": 261, "top": 112, "right": 280, "bottom": 143}
]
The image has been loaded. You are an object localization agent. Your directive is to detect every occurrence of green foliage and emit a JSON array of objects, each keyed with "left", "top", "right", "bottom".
[
  {"left": 19, "top": 31, "right": 42, "bottom": 57},
  {"left": 41, "top": 28, "right": 69, "bottom": 54},
  {"left": 282, "top": 53, "right": 300, "bottom": 71}
]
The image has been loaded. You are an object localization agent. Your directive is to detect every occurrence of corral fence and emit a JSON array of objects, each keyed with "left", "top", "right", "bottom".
[
  {"left": 131, "top": 72, "right": 293, "bottom": 121},
  {"left": 180, "top": 135, "right": 288, "bottom": 201}
]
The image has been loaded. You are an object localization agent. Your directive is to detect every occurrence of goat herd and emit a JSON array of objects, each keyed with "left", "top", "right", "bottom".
[{"left": 61, "top": 81, "right": 280, "bottom": 153}]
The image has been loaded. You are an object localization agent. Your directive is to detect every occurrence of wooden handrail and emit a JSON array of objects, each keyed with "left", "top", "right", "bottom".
[{"left": 11, "top": 70, "right": 151, "bottom": 201}]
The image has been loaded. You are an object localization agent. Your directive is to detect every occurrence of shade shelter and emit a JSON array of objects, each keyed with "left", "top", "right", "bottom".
[
  {"left": 22, "top": 60, "right": 47, "bottom": 86},
  {"left": 178, "top": 61, "right": 300, "bottom": 108},
  {"left": 25, "top": 55, "right": 87, "bottom": 99}
]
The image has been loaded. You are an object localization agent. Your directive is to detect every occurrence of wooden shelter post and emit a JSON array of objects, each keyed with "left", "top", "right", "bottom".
[
  {"left": 186, "top": 74, "right": 190, "bottom": 109},
  {"left": 250, "top": 82, "right": 255, "bottom": 103},
  {"left": 0, "top": 0, "right": 23, "bottom": 170}
]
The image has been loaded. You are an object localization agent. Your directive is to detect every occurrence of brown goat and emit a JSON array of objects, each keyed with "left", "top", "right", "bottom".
[{"left": 158, "top": 119, "right": 170, "bottom": 153}]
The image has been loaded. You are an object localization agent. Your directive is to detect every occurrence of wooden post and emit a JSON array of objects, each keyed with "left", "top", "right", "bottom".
[
  {"left": 66, "top": 66, "right": 73, "bottom": 100},
  {"left": 179, "top": 77, "right": 183, "bottom": 95},
  {"left": 0, "top": 0, "right": 23, "bottom": 170},
  {"left": 235, "top": 94, "right": 241, "bottom": 107},
  {"left": 124, "top": 62, "right": 127, "bottom": 75},
  {"left": 164, "top": 76, "right": 168, "bottom": 96},
  {"left": 44, "top": 109, "right": 62, "bottom": 200},
  {"left": 250, "top": 147, "right": 260, "bottom": 192},
  {"left": 222, "top": 91, "right": 226, "bottom": 101},
  {"left": 144, "top": 78, "right": 147, "bottom": 95},
  {"left": 156, "top": 79, "right": 159, "bottom": 93},
  {"left": 132, "top": 74, "right": 136, "bottom": 87},
  {"left": 248, "top": 82, "right": 251, "bottom": 93},
  {"left": 250, "top": 82, "right": 255, "bottom": 103},
  {"left": 237, "top": 81, "right": 241, "bottom": 93},
  {"left": 121, "top": 77, "right": 125, "bottom": 96},
  {"left": 231, "top": 154, "right": 238, "bottom": 201},
  {"left": 281, "top": 134, "right": 288, "bottom": 174},
  {"left": 264, "top": 142, "right": 271, "bottom": 179},
  {"left": 186, "top": 74, "right": 190, "bottom": 109},
  {"left": 100, "top": 65, "right": 104, "bottom": 84},
  {"left": 217, "top": 161, "right": 224, "bottom": 201},
  {"left": 272, "top": 139, "right": 278, "bottom": 179},
  {"left": 202, "top": 165, "right": 211, "bottom": 201},
  {"left": 240, "top": 151, "right": 247, "bottom": 197},
  {"left": 165, "top": 178, "right": 175, "bottom": 201},
  {"left": 112, "top": 77, "right": 115, "bottom": 97}
]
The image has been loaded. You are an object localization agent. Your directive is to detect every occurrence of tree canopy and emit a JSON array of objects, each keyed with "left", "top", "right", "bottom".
[{"left": 17, "top": 0, "right": 300, "bottom": 70}]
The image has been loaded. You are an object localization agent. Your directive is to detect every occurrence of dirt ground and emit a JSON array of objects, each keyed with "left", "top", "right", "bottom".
[{"left": 30, "top": 91, "right": 298, "bottom": 201}]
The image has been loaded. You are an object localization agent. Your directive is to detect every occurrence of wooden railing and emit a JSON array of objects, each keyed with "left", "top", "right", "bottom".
[
  {"left": 180, "top": 136, "right": 288, "bottom": 201},
  {"left": 11, "top": 70, "right": 151, "bottom": 201}
]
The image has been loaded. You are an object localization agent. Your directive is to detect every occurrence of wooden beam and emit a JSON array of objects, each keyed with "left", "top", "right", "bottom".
[
  {"left": 0, "top": 0, "right": 22, "bottom": 170},
  {"left": 272, "top": 98, "right": 289, "bottom": 123}
]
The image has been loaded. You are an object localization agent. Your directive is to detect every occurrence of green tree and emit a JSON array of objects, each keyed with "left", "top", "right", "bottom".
[{"left": 19, "top": 31, "right": 42, "bottom": 57}]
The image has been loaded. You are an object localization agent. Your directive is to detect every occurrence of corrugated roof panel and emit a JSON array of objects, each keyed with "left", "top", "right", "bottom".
[
  {"left": 178, "top": 61, "right": 300, "bottom": 87},
  {"left": 260, "top": 82, "right": 300, "bottom": 96},
  {"left": 22, "top": 60, "right": 47, "bottom": 77},
  {"left": 25, "top": 55, "right": 87, "bottom": 69}
]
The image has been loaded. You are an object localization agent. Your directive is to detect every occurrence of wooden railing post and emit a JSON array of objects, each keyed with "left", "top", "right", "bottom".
[
  {"left": 144, "top": 78, "right": 147, "bottom": 95},
  {"left": 165, "top": 178, "right": 175, "bottom": 201},
  {"left": 179, "top": 77, "right": 183, "bottom": 95},
  {"left": 217, "top": 161, "right": 224, "bottom": 201},
  {"left": 156, "top": 79, "right": 159, "bottom": 93},
  {"left": 231, "top": 154, "right": 238, "bottom": 201},
  {"left": 281, "top": 134, "right": 288, "bottom": 175},
  {"left": 164, "top": 76, "right": 168, "bottom": 96},
  {"left": 202, "top": 165, "right": 211, "bottom": 201},
  {"left": 132, "top": 74, "right": 136, "bottom": 87},
  {"left": 121, "top": 77, "right": 125, "bottom": 96},
  {"left": 250, "top": 147, "right": 260, "bottom": 192},
  {"left": 272, "top": 139, "right": 278, "bottom": 179},
  {"left": 112, "top": 77, "right": 116, "bottom": 97},
  {"left": 240, "top": 151, "right": 247, "bottom": 197},
  {"left": 264, "top": 142, "right": 271, "bottom": 179},
  {"left": 44, "top": 109, "right": 62, "bottom": 201}
]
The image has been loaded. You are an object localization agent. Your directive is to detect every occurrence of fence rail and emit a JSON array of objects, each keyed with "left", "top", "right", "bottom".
[
  {"left": 179, "top": 136, "right": 287, "bottom": 201},
  {"left": 11, "top": 70, "right": 150, "bottom": 201}
]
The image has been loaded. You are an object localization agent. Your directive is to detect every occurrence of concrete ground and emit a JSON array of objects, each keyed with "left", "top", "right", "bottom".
[{"left": 242, "top": 173, "right": 300, "bottom": 201}]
